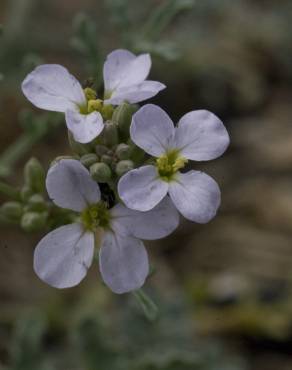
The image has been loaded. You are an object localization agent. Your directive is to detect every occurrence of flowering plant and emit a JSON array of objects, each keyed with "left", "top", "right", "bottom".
[{"left": 1, "top": 48, "right": 229, "bottom": 314}]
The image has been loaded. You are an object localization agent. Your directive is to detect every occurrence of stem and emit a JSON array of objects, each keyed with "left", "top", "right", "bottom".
[
  {"left": 141, "top": 0, "right": 195, "bottom": 41},
  {"left": 0, "top": 127, "right": 48, "bottom": 179},
  {"left": 0, "top": 180, "right": 20, "bottom": 200},
  {"left": 132, "top": 289, "right": 158, "bottom": 321},
  {"left": 4, "top": 0, "right": 36, "bottom": 43}
]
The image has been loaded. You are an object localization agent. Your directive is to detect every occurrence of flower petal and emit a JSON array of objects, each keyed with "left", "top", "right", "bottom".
[
  {"left": 118, "top": 165, "right": 168, "bottom": 211},
  {"left": 99, "top": 231, "right": 149, "bottom": 294},
  {"left": 46, "top": 159, "right": 101, "bottom": 212},
  {"left": 65, "top": 109, "right": 104, "bottom": 144},
  {"left": 169, "top": 170, "right": 221, "bottom": 223},
  {"left": 103, "top": 49, "right": 151, "bottom": 91},
  {"left": 175, "top": 110, "right": 230, "bottom": 161},
  {"left": 110, "top": 196, "right": 179, "bottom": 240},
  {"left": 130, "top": 104, "right": 175, "bottom": 156},
  {"left": 34, "top": 223, "right": 94, "bottom": 289},
  {"left": 22, "top": 64, "right": 86, "bottom": 112},
  {"left": 104, "top": 81, "right": 166, "bottom": 105}
]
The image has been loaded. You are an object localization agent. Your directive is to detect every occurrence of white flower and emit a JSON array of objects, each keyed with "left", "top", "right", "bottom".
[
  {"left": 34, "top": 159, "right": 179, "bottom": 294},
  {"left": 21, "top": 50, "right": 165, "bottom": 144},
  {"left": 118, "top": 104, "right": 230, "bottom": 223}
]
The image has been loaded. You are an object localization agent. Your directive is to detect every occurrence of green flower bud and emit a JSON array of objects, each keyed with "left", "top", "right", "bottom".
[
  {"left": 24, "top": 157, "right": 45, "bottom": 194},
  {"left": 68, "top": 131, "right": 93, "bottom": 155},
  {"left": 95, "top": 145, "right": 108, "bottom": 156},
  {"left": 20, "top": 185, "right": 34, "bottom": 202},
  {"left": 21, "top": 211, "right": 47, "bottom": 232},
  {"left": 80, "top": 153, "right": 99, "bottom": 168},
  {"left": 90, "top": 163, "right": 112, "bottom": 183},
  {"left": 27, "top": 194, "right": 47, "bottom": 212},
  {"left": 128, "top": 140, "right": 145, "bottom": 164},
  {"left": 101, "top": 104, "right": 114, "bottom": 120},
  {"left": 51, "top": 155, "right": 76, "bottom": 166},
  {"left": 116, "top": 160, "right": 134, "bottom": 177},
  {"left": 100, "top": 154, "right": 112, "bottom": 165},
  {"left": 0, "top": 201, "right": 23, "bottom": 221},
  {"left": 101, "top": 122, "right": 118, "bottom": 147},
  {"left": 115, "top": 143, "right": 131, "bottom": 160},
  {"left": 112, "top": 103, "right": 138, "bottom": 140}
]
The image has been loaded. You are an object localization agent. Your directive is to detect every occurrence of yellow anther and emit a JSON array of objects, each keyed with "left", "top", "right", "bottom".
[
  {"left": 81, "top": 202, "right": 110, "bottom": 231},
  {"left": 156, "top": 150, "right": 188, "bottom": 181},
  {"left": 79, "top": 104, "right": 88, "bottom": 115},
  {"left": 173, "top": 157, "right": 188, "bottom": 172},
  {"left": 84, "top": 87, "right": 97, "bottom": 101},
  {"left": 88, "top": 99, "right": 103, "bottom": 113}
]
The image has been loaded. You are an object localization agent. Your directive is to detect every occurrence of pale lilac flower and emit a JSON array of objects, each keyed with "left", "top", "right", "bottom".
[
  {"left": 34, "top": 159, "right": 179, "bottom": 293},
  {"left": 21, "top": 65, "right": 104, "bottom": 144},
  {"left": 118, "top": 104, "right": 230, "bottom": 223},
  {"left": 103, "top": 49, "right": 165, "bottom": 105},
  {"left": 21, "top": 50, "right": 165, "bottom": 144}
]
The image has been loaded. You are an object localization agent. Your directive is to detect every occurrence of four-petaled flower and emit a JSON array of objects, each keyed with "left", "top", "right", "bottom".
[
  {"left": 118, "top": 104, "right": 230, "bottom": 223},
  {"left": 21, "top": 50, "right": 165, "bottom": 144},
  {"left": 34, "top": 159, "right": 179, "bottom": 293}
]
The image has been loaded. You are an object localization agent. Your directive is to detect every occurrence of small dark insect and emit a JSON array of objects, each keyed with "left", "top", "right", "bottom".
[
  {"left": 99, "top": 183, "right": 115, "bottom": 209},
  {"left": 83, "top": 77, "right": 95, "bottom": 89}
]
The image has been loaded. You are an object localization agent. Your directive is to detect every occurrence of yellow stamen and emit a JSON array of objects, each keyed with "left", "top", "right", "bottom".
[
  {"left": 84, "top": 87, "right": 97, "bottom": 101},
  {"left": 88, "top": 99, "right": 103, "bottom": 113},
  {"left": 156, "top": 150, "right": 188, "bottom": 182}
]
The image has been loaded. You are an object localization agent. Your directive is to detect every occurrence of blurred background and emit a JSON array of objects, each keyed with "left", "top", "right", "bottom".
[{"left": 1, "top": 0, "right": 292, "bottom": 369}]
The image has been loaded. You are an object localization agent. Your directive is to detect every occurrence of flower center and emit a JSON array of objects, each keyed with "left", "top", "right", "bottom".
[
  {"left": 78, "top": 87, "right": 114, "bottom": 120},
  {"left": 81, "top": 202, "right": 110, "bottom": 231},
  {"left": 156, "top": 150, "right": 188, "bottom": 182}
]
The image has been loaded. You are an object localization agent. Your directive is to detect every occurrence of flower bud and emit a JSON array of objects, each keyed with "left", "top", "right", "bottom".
[
  {"left": 116, "top": 160, "right": 134, "bottom": 177},
  {"left": 115, "top": 143, "right": 131, "bottom": 160},
  {"left": 21, "top": 211, "right": 47, "bottom": 232},
  {"left": 0, "top": 201, "right": 22, "bottom": 221},
  {"left": 20, "top": 185, "right": 34, "bottom": 202},
  {"left": 27, "top": 194, "right": 47, "bottom": 212},
  {"left": 129, "top": 141, "right": 145, "bottom": 164},
  {"left": 100, "top": 154, "right": 112, "bottom": 165},
  {"left": 80, "top": 153, "right": 99, "bottom": 168},
  {"left": 51, "top": 155, "right": 76, "bottom": 166},
  {"left": 101, "top": 122, "right": 118, "bottom": 147},
  {"left": 112, "top": 103, "right": 138, "bottom": 140},
  {"left": 95, "top": 145, "right": 108, "bottom": 156},
  {"left": 101, "top": 104, "right": 114, "bottom": 120},
  {"left": 68, "top": 131, "right": 93, "bottom": 155},
  {"left": 24, "top": 157, "right": 45, "bottom": 193},
  {"left": 90, "top": 162, "right": 112, "bottom": 183}
]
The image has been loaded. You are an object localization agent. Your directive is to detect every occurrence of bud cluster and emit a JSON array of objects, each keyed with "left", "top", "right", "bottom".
[
  {"left": 63, "top": 103, "right": 142, "bottom": 188},
  {"left": 1, "top": 158, "right": 48, "bottom": 231}
]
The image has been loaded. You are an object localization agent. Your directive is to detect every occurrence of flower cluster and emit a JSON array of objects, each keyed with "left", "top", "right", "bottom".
[{"left": 22, "top": 49, "right": 230, "bottom": 294}]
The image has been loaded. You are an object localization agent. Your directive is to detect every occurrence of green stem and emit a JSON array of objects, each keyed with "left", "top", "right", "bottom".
[
  {"left": 0, "top": 180, "right": 20, "bottom": 200},
  {"left": 141, "top": 0, "right": 195, "bottom": 41},
  {"left": 0, "top": 131, "right": 44, "bottom": 179},
  {"left": 132, "top": 289, "right": 158, "bottom": 321}
]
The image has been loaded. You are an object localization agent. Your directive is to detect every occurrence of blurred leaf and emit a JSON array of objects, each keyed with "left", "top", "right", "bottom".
[
  {"left": 71, "top": 13, "right": 102, "bottom": 85},
  {"left": 140, "top": 0, "right": 196, "bottom": 41},
  {"left": 9, "top": 312, "right": 49, "bottom": 370}
]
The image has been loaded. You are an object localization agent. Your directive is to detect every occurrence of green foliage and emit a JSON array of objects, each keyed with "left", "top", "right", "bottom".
[
  {"left": 9, "top": 312, "right": 49, "bottom": 370},
  {"left": 71, "top": 13, "right": 102, "bottom": 85},
  {"left": 4, "top": 287, "right": 246, "bottom": 370}
]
